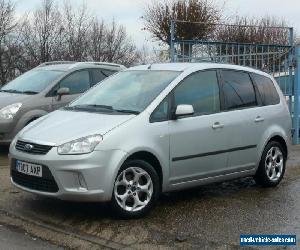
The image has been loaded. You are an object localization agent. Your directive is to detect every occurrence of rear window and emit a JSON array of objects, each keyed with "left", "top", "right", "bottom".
[{"left": 252, "top": 73, "right": 280, "bottom": 105}]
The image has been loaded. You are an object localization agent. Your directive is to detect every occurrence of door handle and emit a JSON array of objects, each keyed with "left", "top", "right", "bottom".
[
  {"left": 212, "top": 122, "right": 224, "bottom": 129},
  {"left": 255, "top": 116, "right": 264, "bottom": 123}
]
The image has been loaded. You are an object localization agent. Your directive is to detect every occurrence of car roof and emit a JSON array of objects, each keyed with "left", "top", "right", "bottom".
[
  {"left": 129, "top": 63, "right": 271, "bottom": 77},
  {"left": 35, "top": 61, "right": 126, "bottom": 72}
]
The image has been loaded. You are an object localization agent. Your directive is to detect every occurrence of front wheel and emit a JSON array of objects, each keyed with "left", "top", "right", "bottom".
[
  {"left": 110, "top": 159, "right": 160, "bottom": 218},
  {"left": 254, "top": 141, "right": 286, "bottom": 187}
]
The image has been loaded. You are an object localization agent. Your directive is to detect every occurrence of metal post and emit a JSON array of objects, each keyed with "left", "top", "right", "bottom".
[
  {"left": 292, "top": 46, "right": 300, "bottom": 144},
  {"left": 288, "top": 28, "right": 294, "bottom": 113},
  {"left": 289, "top": 27, "right": 294, "bottom": 46},
  {"left": 170, "top": 20, "right": 175, "bottom": 62}
]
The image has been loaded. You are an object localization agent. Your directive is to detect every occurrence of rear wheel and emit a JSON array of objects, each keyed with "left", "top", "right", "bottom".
[
  {"left": 110, "top": 159, "right": 160, "bottom": 218},
  {"left": 254, "top": 141, "right": 286, "bottom": 187}
]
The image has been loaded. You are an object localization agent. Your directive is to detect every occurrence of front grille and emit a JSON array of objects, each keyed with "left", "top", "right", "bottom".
[
  {"left": 11, "top": 159, "right": 59, "bottom": 193},
  {"left": 16, "top": 140, "right": 52, "bottom": 155}
]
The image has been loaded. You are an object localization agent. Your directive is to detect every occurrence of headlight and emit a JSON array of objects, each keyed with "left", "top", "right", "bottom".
[
  {"left": 0, "top": 103, "right": 22, "bottom": 119},
  {"left": 57, "top": 134, "right": 103, "bottom": 155}
]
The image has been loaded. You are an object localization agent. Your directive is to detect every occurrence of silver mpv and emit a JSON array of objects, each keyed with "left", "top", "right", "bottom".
[{"left": 9, "top": 63, "right": 291, "bottom": 218}]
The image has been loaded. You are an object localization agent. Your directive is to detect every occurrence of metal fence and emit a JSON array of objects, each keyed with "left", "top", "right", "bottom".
[{"left": 170, "top": 20, "right": 300, "bottom": 144}]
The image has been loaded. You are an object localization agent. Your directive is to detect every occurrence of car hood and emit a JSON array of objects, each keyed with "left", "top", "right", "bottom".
[
  {"left": 18, "top": 110, "right": 135, "bottom": 145},
  {"left": 0, "top": 92, "right": 30, "bottom": 107}
]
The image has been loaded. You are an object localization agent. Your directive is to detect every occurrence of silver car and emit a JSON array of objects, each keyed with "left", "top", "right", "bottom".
[
  {"left": 9, "top": 63, "right": 291, "bottom": 218},
  {"left": 0, "top": 61, "right": 125, "bottom": 145}
]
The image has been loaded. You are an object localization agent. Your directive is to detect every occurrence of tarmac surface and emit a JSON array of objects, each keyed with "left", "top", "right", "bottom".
[
  {"left": 0, "top": 145, "right": 299, "bottom": 249},
  {"left": 0, "top": 223, "right": 64, "bottom": 250}
]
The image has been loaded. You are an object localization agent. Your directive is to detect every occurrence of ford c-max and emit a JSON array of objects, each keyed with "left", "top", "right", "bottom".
[{"left": 9, "top": 63, "right": 291, "bottom": 218}]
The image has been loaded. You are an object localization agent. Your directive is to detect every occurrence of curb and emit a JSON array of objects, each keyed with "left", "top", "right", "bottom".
[{"left": 0, "top": 209, "right": 128, "bottom": 250}]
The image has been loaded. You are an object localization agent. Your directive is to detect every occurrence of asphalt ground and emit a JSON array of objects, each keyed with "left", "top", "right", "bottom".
[
  {"left": 0, "top": 145, "right": 299, "bottom": 249},
  {"left": 0, "top": 223, "right": 64, "bottom": 250}
]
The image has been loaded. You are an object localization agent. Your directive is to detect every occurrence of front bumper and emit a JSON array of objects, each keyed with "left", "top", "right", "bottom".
[
  {"left": 0, "top": 120, "right": 15, "bottom": 145},
  {"left": 9, "top": 145, "right": 128, "bottom": 202}
]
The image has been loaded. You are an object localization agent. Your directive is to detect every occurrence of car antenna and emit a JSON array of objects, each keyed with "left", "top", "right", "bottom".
[{"left": 147, "top": 63, "right": 152, "bottom": 70}]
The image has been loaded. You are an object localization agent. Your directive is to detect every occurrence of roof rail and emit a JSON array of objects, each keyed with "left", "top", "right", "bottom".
[
  {"left": 38, "top": 61, "right": 76, "bottom": 67},
  {"left": 69, "top": 61, "right": 126, "bottom": 69}
]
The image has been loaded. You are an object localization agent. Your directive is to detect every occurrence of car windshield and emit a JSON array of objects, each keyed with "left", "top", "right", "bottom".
[
  {"left": 1, "top": 69, "right": 64, "bottom": 94},
  {"left": 67, "top": 70, "right": 181, "bottom": 114}
]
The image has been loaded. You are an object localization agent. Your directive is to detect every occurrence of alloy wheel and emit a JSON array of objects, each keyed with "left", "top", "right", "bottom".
[
  {"left": 114, "top": 167, "right": 153, "bottom": 212},
  {"left": 265, "top": 146, "right": 284, "bottom": 182}
]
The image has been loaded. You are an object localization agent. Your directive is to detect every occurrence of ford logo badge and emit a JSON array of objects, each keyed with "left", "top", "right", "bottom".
[{"left": 24, "top": 144, "right": 34, "bottom": 151}]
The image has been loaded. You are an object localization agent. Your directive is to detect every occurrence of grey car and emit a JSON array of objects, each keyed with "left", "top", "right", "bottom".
[
  {"left": 0, "top": 61, "right": 125, "bottom": 145},
  {"left": 9, "top": 63, "right": 291, "bottom": 218}
]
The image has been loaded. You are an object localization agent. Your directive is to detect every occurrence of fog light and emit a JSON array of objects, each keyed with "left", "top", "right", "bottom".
[{"left": 77, "top": 173, "right": 88, "bottom": 191}]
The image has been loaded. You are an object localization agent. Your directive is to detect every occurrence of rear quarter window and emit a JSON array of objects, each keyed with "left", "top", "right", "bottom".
[{"left": 252, "top": 73, "right": 280, "bottom": 105}]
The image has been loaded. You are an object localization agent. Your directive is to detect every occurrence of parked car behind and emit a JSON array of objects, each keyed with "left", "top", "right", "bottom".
[
  {"left": 0, "top": 61, "right": 125, "bottom": 145},
  {"left": 9, "top": 63, "right": 291, "bottom": 218}
]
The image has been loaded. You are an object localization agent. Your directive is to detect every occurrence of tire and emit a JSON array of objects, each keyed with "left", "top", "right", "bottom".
[
  {"left": 254, "top": 141, "right": 286, "bottom": 187},
  {"left": 110, "top": 159, "right": 160, "bottom": 218}
]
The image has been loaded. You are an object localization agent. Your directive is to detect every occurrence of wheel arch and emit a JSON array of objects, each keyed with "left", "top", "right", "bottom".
[
  {"left": 266, "top": 135, "right": 288, "bottom": 158},
  {"left": 124, "top": 151, "right": 163, "bottom": 190},
  {"left": 12, "top": 110, "right": 48, "bottom": 136}
]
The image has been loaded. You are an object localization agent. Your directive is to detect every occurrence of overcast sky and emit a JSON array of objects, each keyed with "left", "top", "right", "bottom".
[{"left": 12, "top": 0, "right": 300, "bottom": 49}]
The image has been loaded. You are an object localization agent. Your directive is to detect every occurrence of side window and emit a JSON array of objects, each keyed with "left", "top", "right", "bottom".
[
  {"left": 150, "top": 97, "right": 169, "bottom": 122},
  {"left": 91, "top": 69, "right": 106, "bottom": 86},
  {"left": 252, "top": 73, "right": 280, "bottom": 105},
  {"left": 173, "top": 70, "right": 220, "bottom": 116},
  {"left": 102, "top": 69, "right": 116, "bottom": 76},
  {"left": 59, "top": 70, "right": 90, "bottom": 95},
  {"left": 221, "top": 70, "right": 256, "bottom": 110}
]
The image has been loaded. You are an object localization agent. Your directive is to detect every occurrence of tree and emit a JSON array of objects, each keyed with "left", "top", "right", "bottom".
[
  {"left": 143, "top": 0, "right": 221, "bottom": 58},
  {"left": 215, "top": 16, "right": 289, "bottom": 45},
  {"left": 13, "top": 0, "right": 139, "bottom": 79},
  {"left": 62, "top": 1, "right": 91, "bottom": 61},
  {"left": 214, "top": 16, "right": 291, "bottom": 69},
  {"left": 102, "top": 20, "right": 138, "bottom": 66},
  {"left": 0, "top": 0, "right": 19, "bottom": 84},
  {"left": 20, "top": 0, "right": 63, "bottom": 69},
  {"left": 87, "top": 18, "right": 106, "bottom": 62}
]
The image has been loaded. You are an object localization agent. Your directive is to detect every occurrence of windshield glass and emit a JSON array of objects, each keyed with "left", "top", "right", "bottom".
[
  {"left": 1, "top": 69, "right": 64, "bottom": 94},
  {"left": 68, "top": 70, "right": 181, "bottom": 114}
]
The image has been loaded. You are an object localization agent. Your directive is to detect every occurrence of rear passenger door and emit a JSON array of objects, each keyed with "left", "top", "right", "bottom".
[
  {"left": 251, "top": 73, "right": 281, "bottom": 148},
  {"left": 220, "top": 70, "right": 264, "bottom": 172}
]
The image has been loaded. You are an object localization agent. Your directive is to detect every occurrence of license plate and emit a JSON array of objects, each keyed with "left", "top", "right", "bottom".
[{"left": 16, "top": 160, "right": 42, "bottom": 177}]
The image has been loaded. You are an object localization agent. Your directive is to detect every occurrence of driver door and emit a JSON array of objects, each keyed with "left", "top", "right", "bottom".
[
  {"left": 169, "top": 70, "right": 230, "bottom": 185},
  {"left": 51, "top": 69, "right": 91, "bottom": 110}
]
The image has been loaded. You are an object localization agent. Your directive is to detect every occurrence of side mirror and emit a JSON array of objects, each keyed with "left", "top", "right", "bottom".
[
  {"left": 56, "top": 87, "right": 70, "bottom": 101},
  {"left": 172, "top": 104, "right": 194, "bottom": 119}
]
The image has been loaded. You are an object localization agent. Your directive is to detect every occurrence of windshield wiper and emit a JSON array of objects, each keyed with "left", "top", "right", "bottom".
[
  {"left": 0, "top": 89, "right": 38, "bottom": 95},
  {"left": 84, "top": 104, "right": 113, "bottom": 110},
  {"left": 115, "top": 109, "right": 140, "bottom": 115},
  {"left": 21, "top": 90, "right": 39, "bottom": 95},
  {"left": 65, "top": 105, "right": 139, "bottom": 115},
  {"left": 65, "top": 104, "right": 114, "bottom": 112},
  {"left": 0, "top": 89, "right": 22, "bottom": 93}
]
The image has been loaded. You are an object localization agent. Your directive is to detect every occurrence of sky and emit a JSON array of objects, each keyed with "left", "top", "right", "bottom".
[{"left": 12, "top": 0, "right": 300, "bottom": 49}]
